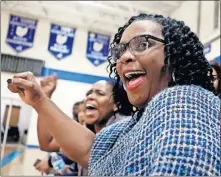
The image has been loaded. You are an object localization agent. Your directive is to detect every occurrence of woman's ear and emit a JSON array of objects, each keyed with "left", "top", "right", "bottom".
[{"left": 113, "top": 104, "right": 118, "bottom": 112}]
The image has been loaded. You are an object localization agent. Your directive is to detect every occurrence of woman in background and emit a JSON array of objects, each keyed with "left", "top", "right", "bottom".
[{"left": 211, "top": 63, "right": 221, "bottom": 99}]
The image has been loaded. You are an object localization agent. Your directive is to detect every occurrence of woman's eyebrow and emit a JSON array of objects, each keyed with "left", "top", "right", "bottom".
[{"left": 86, "top": 89, "right": 92, "bottom": 96}]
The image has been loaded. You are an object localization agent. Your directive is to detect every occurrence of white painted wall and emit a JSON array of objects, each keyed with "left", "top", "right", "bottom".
[
  {"left": 170, "top": 1, "right": 220, "bottom": 61},
  {"left": 205, "top": 38, "right": 220, "bottom": 61},
  {"left": 26, "top": 80, "right": 92, "bottom": 146},
  {"left": 1, "top": 10, "right": 110, "bottom": 146},
  {"left": 200, "top": 1, "right": 220, "bottom": 40},
  {"left": 170, "top": 1, "right": 199, "bottom": 34},
  {"left": 199, "top": 1, "right": 220, "bottom": 61},
  {"left": 1, "top": 72, "right": 33, "bottom": 137}
]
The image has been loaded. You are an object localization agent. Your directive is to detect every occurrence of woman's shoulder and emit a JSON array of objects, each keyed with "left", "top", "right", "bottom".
[
  {"left": 148, "top": 85, "right": 220, "bottom": 110},
  {"left": 158, "top": 84, "right": 218, "bottom": 100},
  {"left": 142, "top": 84, "right": 220, "bottom": 130}
]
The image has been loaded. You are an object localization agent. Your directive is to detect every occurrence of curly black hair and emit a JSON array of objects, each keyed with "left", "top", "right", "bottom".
[
  {"left": 107, "top": 13, "right": 217, "bottom": 117},
  {"left": 106, "top": 80, "right": 135, "bottom": 116}
]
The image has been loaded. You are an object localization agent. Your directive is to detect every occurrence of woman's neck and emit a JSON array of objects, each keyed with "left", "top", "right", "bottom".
[{"left": 94, "top": 124, "right": 106, "bottom": 133}]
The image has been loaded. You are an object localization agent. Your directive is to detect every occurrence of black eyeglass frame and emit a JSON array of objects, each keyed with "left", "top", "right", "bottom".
[{"left": 111, "top": 34, "right": 166, "bottom": 62}]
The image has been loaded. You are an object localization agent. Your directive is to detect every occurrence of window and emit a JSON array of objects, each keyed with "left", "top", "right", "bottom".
[{"left": 1, "top": 53, "right": 45, "bottom": 76}]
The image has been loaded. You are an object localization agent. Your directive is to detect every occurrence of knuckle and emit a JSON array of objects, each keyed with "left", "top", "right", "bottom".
[
  {"left": 18, "top": 78, "right": 22, "bottom": 83},
  {"left": 13, "top": 78, "right": 21, "bottom": 84},
  {"left": 31, "top": 82, "right": 35, "bottom": 89},
  {"left": 31, "top": 83, "right": 38, "bottom": 90},
  {"left": 27, "top": 71, "right": 34, "bottom": 76}
]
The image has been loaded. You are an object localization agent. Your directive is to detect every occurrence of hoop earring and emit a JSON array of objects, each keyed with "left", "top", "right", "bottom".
[
  {"left": 172, "top": 72, "right": 176, "bottom": 83},
  {"left": 123, "top": 84, "right": 127, "bottom": 91}
]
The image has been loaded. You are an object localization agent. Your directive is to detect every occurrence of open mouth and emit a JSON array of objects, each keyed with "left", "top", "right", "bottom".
[
  {"left": 85, "top": 104, "right": 98, "bottom": 117},
  {"left": 125, "top": 71, "right": 146, "bottom": 81},
  {"left": 124, "top": 71, "right": 146, "bottom": 91},
  {"left": 86, "top": 104, "right": 97, "bottom": 111}
]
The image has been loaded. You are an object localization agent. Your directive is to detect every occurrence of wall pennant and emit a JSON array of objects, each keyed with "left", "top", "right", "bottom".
[
  {"left": 86, "top": 32, "right": 111, "bottom": 67},
  {"left": 48, "top": 24, "right": 76, "bottom": 60},
  {"left": 6, "top": 14, "right": 38, "bottom": 53}
]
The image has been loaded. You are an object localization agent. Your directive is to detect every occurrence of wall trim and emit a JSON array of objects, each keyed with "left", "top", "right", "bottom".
[{"left": 41, "top": 67, "right": 110, "bottom": 84}]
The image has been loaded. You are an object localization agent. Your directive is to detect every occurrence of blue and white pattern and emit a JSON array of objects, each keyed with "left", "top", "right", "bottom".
[
  {"left": 6, "top": 14, "right": 38, "bottom": 53},
  {"left": 86, "top": 32, "right": 111, "bottom": 67},
  {"left": 88, "top": 85, "right": 220, "bottom": 176},
  {"left": 48, "top": 24, "right": 75, "bottom": 60}
]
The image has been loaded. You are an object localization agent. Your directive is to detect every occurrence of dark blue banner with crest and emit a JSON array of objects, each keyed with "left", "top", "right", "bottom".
[
  {"left": 6, "top": 14, "right": 38, "bottom": 53},
  {"left": 86, "top": 32, "right": 111, "bottom": 67},
  {"left": 48, "top": 24, "right": 76, "bottom": 60}
]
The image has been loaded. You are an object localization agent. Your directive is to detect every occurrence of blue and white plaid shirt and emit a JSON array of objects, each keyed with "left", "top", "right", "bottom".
[{"left": 88, "top": 85, "right": 220, "bottom": 176}]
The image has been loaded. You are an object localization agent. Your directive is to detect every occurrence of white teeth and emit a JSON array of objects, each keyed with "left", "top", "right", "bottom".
[
  {"left": 124, "top": 71, "right": 146, "bottom": 79},
  {"left": 86, "top": 104, "right": 96, "bottom": 109}
]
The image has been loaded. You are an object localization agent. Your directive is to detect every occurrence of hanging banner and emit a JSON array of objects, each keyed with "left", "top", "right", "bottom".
[
  {"left": 48, "top": 24, "right": 76, "bottom": 60},
  {"left": 204, "top": 44, "right": 211, "bottom": 55},
  {"left": 6, "top": 14, "right": 38, "bottom": 53},
  {"left": 86, "top": 32, "right": 111, "bottom": 67}
]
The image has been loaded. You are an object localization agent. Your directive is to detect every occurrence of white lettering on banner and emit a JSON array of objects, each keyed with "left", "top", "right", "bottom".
[
  {"left": 50, "top": 45, "right": 69, "bottom": 53},
  {"left": 50, "top": 29, "right": 74, "bottom": 37},
  {"left": 9, "top": 21, "right": 36, "bottom": 29},
  {"left": 89, "top": 38, "right": 107, "bottom": 43},
  {"left": 20, "top": 19, "right": 36, "bottom": 25},
  {"left": 86, "top": 54, "right": 107, "bottom": 60},
  {"left": 61, "top": 27, "right": 72, "bottom": 32},
  {"left": 97, "top": 35, "right": 110, "bottom": 40},
  {"left": 12, "top": 36, "right": 28, "bottom": 42},
  {"left": 6, "top": 39, "right": 33, "bottom": 47},
  {"left": 90, "top": 51, "right": 104, "bottom": 56}
]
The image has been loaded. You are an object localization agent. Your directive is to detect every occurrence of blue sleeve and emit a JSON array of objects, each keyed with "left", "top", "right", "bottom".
[
  {"left": 56, "top": 152, "right": 74, "bottom": 165},
  {"left": 148, "top": 86, "right": 220, "bottom": 176}
]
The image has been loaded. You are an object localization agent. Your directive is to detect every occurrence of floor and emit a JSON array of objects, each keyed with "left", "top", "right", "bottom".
[{"left": 1, "top": 144, "right": 48, "bottom": 176}]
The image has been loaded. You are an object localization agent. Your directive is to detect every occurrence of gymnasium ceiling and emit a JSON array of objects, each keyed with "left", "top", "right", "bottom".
[{"left": 2, "top": 1, "right": 184, "bottom": 35}]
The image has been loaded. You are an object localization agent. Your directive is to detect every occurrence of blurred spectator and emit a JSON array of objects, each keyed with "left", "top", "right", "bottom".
[
  {"left": 84, "top": 80, "right": 133, "bottom": 133},
  {"left": 211, "top": 64, "right": 221, "bottom": 98},
  {"left": 72, "top": 101, "right": 82, "bottom": 121},
  {"left": 77, "top": 101, "right": 86, "bottom": 125}
]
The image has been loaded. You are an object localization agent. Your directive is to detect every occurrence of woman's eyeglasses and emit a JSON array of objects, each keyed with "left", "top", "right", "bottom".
[{"left": 110, "top": 34, "right": 165, "bottom": 62}]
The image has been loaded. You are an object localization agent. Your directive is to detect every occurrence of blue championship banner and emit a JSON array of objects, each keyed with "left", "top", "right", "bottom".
[
  {"left": 6, "top": 14, "right": 38, "bottom": 53},
  {"left": 86, "top": 32, "right": 111, "bottom": 66},
  {"left": 48, "top": 24, "right": 76, "bottom": 60}
]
